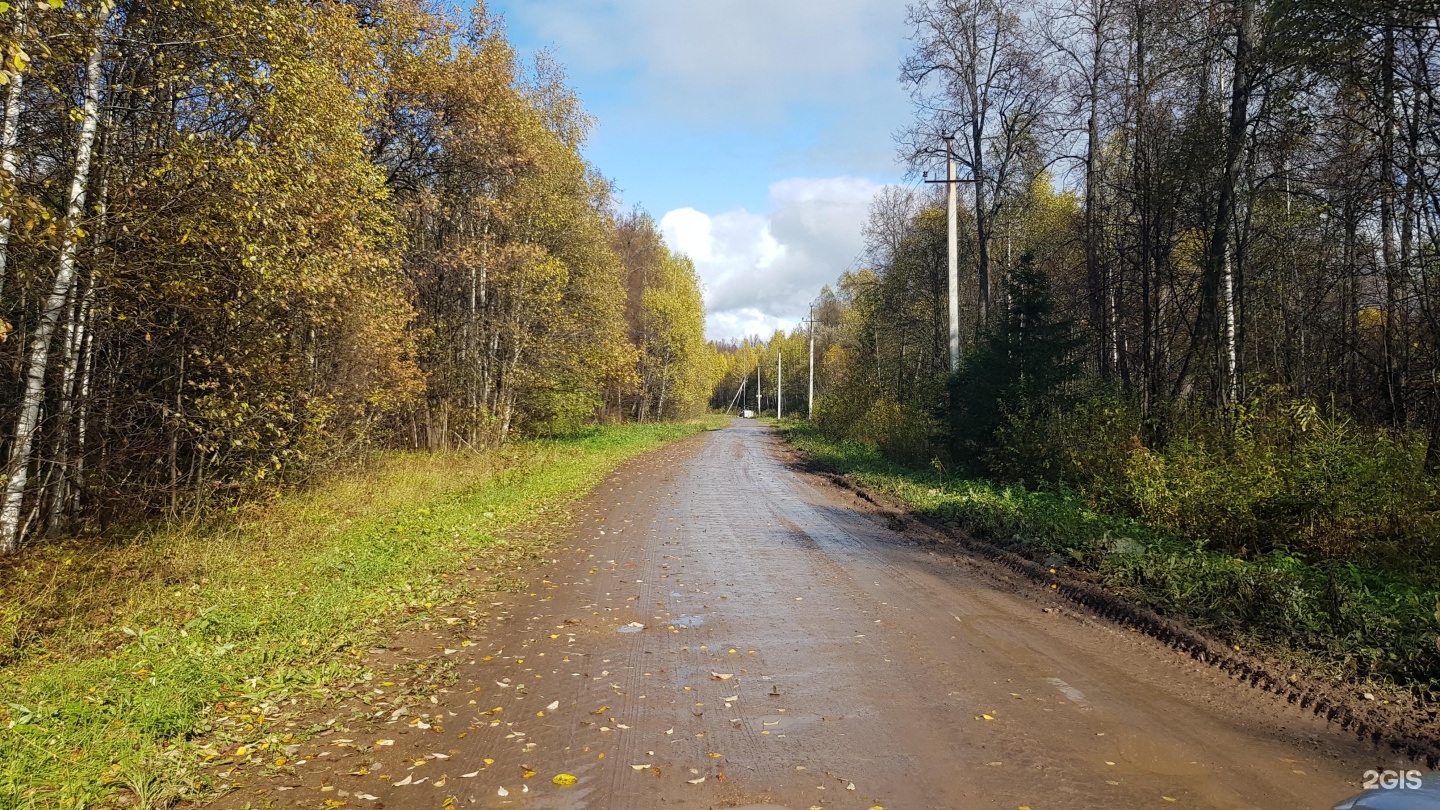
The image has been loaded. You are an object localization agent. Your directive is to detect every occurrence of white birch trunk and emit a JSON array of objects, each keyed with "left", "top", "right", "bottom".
[
  {"left": 1221, "top": 242, "right": 1239, "bottom": 406},
  {"left": 45, "top": 284, "right": 85, "bottom": 536},
  {"left": 0, "top": 6, "right": 26, "bottom": 298},
  {"left": 47, "top": 136, "right": 106, "bottom": 536},
  {"left": 0, "top": 25, "right": 106, "bottom": 553},
  {"left": 72, "top": 289, "right": 96, "bottom": 516}
]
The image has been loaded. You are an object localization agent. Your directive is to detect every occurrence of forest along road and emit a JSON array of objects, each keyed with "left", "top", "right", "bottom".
[{"left": 220, "top": 419, "right": 1397, "bottom": 810}]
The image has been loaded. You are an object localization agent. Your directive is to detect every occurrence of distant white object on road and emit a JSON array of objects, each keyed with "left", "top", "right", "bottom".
[{"left": 741, "top": 410, "right": 755, "bottom": 419}]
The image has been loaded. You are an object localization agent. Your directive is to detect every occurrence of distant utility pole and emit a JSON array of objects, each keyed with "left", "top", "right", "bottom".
[
  {"left": 725, "top": 377, "right": 746, "bottom": 415},
  {"left": 924, "top": 134, "right": 976, "bottom": 373},
  {"left": 946, "top": 137, "right": 959, "bottom": 373},
  {"left": 777, "top": 349, "right": 783, "bottom": 419},
  {"left": 756, "top": 360, "right": 761, "bottom": 416},
  {"left": 807, "top": 310, "right": 816, "bottom": 420}
]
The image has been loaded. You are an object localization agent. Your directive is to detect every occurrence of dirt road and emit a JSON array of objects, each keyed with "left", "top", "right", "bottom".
[{"left": 215, "top": 420, "right": 1407, "bottom": 810}]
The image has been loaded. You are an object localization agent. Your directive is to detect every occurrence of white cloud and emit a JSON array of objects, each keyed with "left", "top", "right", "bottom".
[
  {"left": 705, "top": 308, "right": 798, "bottom": 343},
  {"left": 662, "top": 177, "right": 881, "bottom": 341}
]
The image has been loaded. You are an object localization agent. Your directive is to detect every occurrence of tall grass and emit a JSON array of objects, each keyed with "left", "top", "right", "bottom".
[{"left": 0, "top": 420, "right": 717, "bottom": 808}]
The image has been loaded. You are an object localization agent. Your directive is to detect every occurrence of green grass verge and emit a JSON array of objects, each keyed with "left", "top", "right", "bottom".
[
  {"left": 779, "top": 421, "right": 1440, "bottom": 695},
  {"left": 0, "top": 419, "right": 721, "bottom": 808}
]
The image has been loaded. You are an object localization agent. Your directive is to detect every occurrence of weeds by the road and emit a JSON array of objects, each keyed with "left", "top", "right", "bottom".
[
  {"left": 780, "top": 421, "right": 1440, "bottom": 698},
  {"left": 0, "top": 420, "right": 719, "bottom": 808}
]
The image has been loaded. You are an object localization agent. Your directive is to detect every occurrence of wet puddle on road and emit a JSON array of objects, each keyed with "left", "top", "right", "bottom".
[
  {"left": 668, "top": 615, "right": 704, "bottom": 627},
  {"left": 753, "top": 713, "right": 821, "bottom": 734}
]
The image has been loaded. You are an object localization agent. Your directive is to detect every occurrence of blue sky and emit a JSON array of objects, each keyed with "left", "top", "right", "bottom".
[{"left": 485, "top": 0, "right": 915, "bottom": 340}]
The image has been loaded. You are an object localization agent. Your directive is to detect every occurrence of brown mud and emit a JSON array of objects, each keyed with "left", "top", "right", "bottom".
[{"left": 204, "top": 420, "right": 1423, "bottom": 810}]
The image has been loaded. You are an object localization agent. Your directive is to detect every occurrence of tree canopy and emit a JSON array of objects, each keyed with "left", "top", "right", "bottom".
[{"left": 0, "top": 0, "right": 711, "bottom": 553}]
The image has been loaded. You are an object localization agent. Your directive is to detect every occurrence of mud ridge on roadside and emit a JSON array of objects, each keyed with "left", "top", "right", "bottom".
[{"left": 776, "top": 436, "right": 1440, "bottom": 771}]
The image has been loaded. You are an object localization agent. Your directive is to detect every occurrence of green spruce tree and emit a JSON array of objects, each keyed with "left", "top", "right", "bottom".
[{"left": 948, "top": 252, "right": 1081, "bottom": 473}]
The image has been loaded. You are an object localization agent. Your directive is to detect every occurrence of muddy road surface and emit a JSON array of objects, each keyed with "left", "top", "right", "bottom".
[{"left": 214, "top": 420, "right": 1410, "bottom": 810}]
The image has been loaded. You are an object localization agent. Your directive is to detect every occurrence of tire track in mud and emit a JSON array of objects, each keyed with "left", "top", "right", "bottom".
[
  {"left": 795, "top": 451, "right": 1440, "bottom": 773},
  {"left": 206, "top": 424, "right": 1413, "bottom": 810}
]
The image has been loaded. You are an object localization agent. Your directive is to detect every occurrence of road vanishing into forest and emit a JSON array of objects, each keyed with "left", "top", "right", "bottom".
[{"left": 212, "top": 419, "right": 1403, "bottom": 810}]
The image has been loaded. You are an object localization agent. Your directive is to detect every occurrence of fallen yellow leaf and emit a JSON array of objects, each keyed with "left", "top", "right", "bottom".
[{"left": 553, "top": 773, "right": 578, "bottom": 786}]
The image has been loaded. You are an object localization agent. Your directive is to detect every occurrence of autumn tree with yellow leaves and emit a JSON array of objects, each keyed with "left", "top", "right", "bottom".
[
  {"left": 0, "top": 0, "right": 708, "bottom": 553},
  {"left": 610, "top": 210, "right": 714, "bottom": 421}
]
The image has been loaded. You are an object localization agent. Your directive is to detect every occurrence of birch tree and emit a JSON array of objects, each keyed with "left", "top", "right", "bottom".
[
  {"left": 0, "top": 5, "right": 106, "bottom": 553},
  {"left": 0, "top": 0, "right": 710, "bottom": 554}
]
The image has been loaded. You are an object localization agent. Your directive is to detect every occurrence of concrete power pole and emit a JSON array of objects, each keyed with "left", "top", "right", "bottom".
[
  {"left": 924, "top": 135, "right": 974, "bottom": 373},
  {"left": 755, "top": 360, "right": 761, "bottom": 416},
  {"left": 725, "top": 377, "right": 746, "bottom": 415},
  {"left": 945, "top": 136, "right": 960, "bottom": 373},
  {"left": 777, "top": 349, "right": 783, "bottom": 419},
  {"left": 808, "top": 312, "right": 815, "bottom": 420}
]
